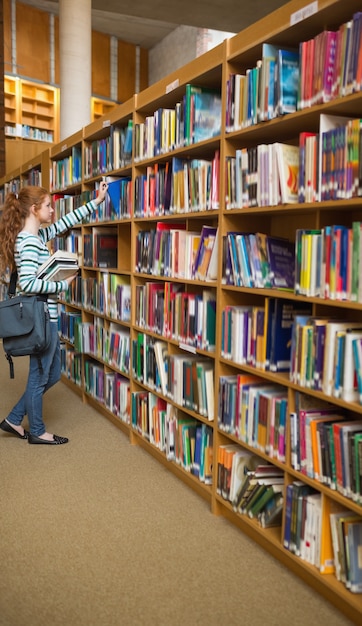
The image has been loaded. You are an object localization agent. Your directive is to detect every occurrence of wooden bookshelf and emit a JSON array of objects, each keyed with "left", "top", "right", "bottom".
[
  {"left": 91, "top": 96, "right": 118, "bottom": 122},
  {"left": 4, "top": 75, "right": 59, "bottom": 143},
  {"left": 2, "top": 1, "right": 362, "bottom": 622},
  {"left": 4, "top": 75, "right": 20, "bottom": 138},
  {"left": 20, "top": 148, "right": 50, "bottom": 191}
]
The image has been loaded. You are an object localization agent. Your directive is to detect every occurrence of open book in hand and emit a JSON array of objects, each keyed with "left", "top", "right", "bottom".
[{"left": 37, "top": 250, "right": 79, "bottom": 281}]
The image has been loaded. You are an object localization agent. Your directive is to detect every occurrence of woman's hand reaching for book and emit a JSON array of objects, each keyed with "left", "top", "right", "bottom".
[{"left": 95, "top": 180, "right": 108, "bottom": 205}]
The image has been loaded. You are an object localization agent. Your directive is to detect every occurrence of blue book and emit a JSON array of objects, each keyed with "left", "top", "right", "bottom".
[
  {"left": 269, "top": 300, "right": 312, "bottom": 373},
  {"left": 192, "top": 425, "right": 203, "bottom": 477},
  {"left": 192, "top": 88, "right": 222, "bottom": 143},
  {"left": 260, "top": 43, "right": 279, "bottom": 120},
  {"left": 266, "top": 236, "right": 295, "bottom": 289},
  {"left": 276, "top": 48, "right": 300, "bottom": 115},
  {"left": 348, "top": 521, "right": 362, "bottom": 593}
]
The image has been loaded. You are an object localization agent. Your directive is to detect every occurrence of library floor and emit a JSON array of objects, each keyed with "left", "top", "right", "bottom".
[{"left": 0, "top": 355, "right": 355, "bottom": 626}]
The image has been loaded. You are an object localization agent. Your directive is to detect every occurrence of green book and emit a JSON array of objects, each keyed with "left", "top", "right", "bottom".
[{"left": 248, "top": 483, "right": 283, "bottom": 519}]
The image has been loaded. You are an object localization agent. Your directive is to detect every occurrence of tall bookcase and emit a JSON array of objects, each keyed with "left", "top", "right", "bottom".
[
  {"left": 1, "top": 1, "right": 362, "bottom": 622},
  {"left": 4, "top": 75, "right": 59, "bottom": 143}
]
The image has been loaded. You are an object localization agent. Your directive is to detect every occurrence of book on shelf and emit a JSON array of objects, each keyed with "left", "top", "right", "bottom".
[
  {"left": 318, "top": 113, "right": 353, "bottom": 201},
  {"left": 259, "top": 43, "right": 279, "bottom": 122},
  {"left": 233, "top": 463, "right": 283, "bottom": 513},
  {"left": 217, "top": 444, "right": 240, "bottom": 499},
  {"left": 153, "top": 340, "right": 168, "bottom": 396},
  {"left": 274, "top": 142, "right": 300, "bottom": 204},
  {"left": 185, "top": 84, "right": 222, "bottom": 145},
  {"left": 266, "top": 236, "right": 295, "bottom": 289},
  {"left": 268, "top": 300, "right": 312, "bottom": 373},
  {"left": 192, "top": 225, "right": 218, "bottom": 281},
  {"left": 352, "top": 337, "right": 362, "bottom": 404},
  {"left": 347, "top": 520, "right": 362, "bottom": 593},
  {"left": 247, "top": 481, "right": 284, "bottom": 519},
  {"left": 228, "top": 449, "right": 260, "bottom": 505},
  {"left": 298, "top": 131, "right": 318, "bottom": 203},
  {"left": 275, "top": 48, "right": 299, "bottom": 115},
  {"left": 340, "top": 328, "right": 362, "bottom": 402},
  {"left": 103, "top": 176, "right": 132, "bottom": 219},
  {"left": 322, "top": 321, "right": 357, "bottom": 397},
  {"left": 259, "top": 493, "right": 284, "bottom": 528},
  {"left": 109, "top": 274, "right": 131, "bottom": 322},
  {"left": 37, "top": 249, "right": 79, "bottom": 281}
]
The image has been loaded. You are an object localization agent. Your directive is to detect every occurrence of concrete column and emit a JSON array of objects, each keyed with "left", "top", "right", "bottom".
[{"left": 59, "top": 0, "right": 91, "bottom": 140}]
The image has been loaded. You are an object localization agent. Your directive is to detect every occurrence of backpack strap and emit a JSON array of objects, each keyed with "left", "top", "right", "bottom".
[
  {"left": 8, "top": 270, "right": 17, "bottom": 298},
  {"left": 5, "top": 354, "right": 15, "bottom": 379}
]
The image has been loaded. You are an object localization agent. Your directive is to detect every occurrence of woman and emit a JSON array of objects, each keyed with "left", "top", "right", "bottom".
[{"left": 0, "top": 181, "right": 108, "bottom": 445}]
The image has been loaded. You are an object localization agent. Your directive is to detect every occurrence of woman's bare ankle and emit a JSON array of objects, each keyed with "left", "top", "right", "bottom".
[
  {"left": 6, "top": 419, "right": 25, "bottom": 436},
  {"left": 38, "top": 431, "right": 55, "bottom": 441}
]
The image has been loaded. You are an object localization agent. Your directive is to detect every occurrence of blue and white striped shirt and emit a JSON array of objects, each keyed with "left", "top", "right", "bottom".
[{"left": 15, "top": 200, "right": 98, "bottom": 322}]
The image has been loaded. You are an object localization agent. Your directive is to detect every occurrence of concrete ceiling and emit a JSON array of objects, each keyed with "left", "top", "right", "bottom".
[{"left": 21, "top": 0, "right": 290, "bottom": 49}]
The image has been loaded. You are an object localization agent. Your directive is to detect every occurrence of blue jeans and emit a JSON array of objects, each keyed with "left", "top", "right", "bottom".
[{"left": 7, "top": 323, "right": 61, "bottom": 436}]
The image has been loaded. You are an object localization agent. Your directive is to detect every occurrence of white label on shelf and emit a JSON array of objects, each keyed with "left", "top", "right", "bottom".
[
  {"left": 61, "top": 144, "right": 68, "bottom": 152},
  {"left": 103, "top": 120, "right": 111, "bottom": 128},
  {"left": 166, "top": 78, "right": 179, "bottom": 94},
  {"left": 179, "top": 342, "right": 196, "bottom": 354},
  {"left": 290, "top": 1, "right": 318, "bottom": 25}
]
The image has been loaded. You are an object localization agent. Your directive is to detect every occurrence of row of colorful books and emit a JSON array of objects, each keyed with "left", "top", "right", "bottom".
[
  {"left": 50, "top": 145, "right": 82, "bottom": 191},
  {"left": 135, "top": 223, "right": 218, "bottom": 282},
  {"left": 22, "top": 166, "right": 42, "bottom": 186},
  {"left": 134, "top": 84, "right": 221, "bottom": 161},
  {"left": 290, "top": 318, "right": 362, "bottom": 402},
  {"left": 218, "top": 374, "right": 288, "bottom": 462},
  {"left": 83, "top": 227, "right": 118, "bottom": 269},
  {"left": 223, "top": 221, "right": 362, "bottom": 304},
  {"left": 284, "top": 480, "right": 362, "bottom": 592},
  {"left": 103, "top": 370, "right": 130, "bottom": 424},
  {"left": 225, "top": 10, "right": 362, "bottom": 132},
  {"left": 217, "top": 451, "right": 284, "bottom": 528},
  {"left": 132, "top": 333, "right": 214, "bottom": 420},
  {"left": 225, "top": 117, "right": 362, "bottom": 210},
  {"left": 221, "top": 299, "right": 312, "bottom": 373},
  {"left": 131, "top": 392, "right": 213, "bottom": 483},
  {"left": 134, "top": 152, "right": 220, "bottom": 217},
  {"left": 290, "top": 393, "right": 362, "bottom": 500},
  {"left": 225, "top": 142, "right": 300, "bottom": 208},
  {"left": 58, "top": 307, "right": 81, "bottom": 344},
  {"left": 84, "top": 120, "right": 133, "bottom": 179},
  {"left": 294, "top": 222, "right": 362, "bottom": 302},
  {"left": 135, "top": 283, "right": 216, "bottom": 352},
  {"left": 74, "top": 319, "right": 130, "bottom": 375},
  {"left": 226, "top": 44, "right": 299, "bottom": 130},
  {"left": 80, "top": 273, "right": 131, "bottom": 322},
  {"left": 83, "top": 359, "right": 130, "bottom": 423},
  {"left": 60, "top": 345, "right": 82, "bottom": 387},
  {"left": 222, "top": 232, "right": 295, "bottom": 290},
  {"left": 298, "top": 115, "right": 362, "bottom": 204},
  {"left": 53, "top": 191, "right": 91, "bottom": 221},
  {"left": 92, "top": 177, "right": 132, "bottom": 221}
]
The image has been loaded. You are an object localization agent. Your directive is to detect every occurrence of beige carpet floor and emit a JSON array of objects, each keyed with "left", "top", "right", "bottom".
[{"left": 0, "top": 355, "right": 356, "bottom": 626}]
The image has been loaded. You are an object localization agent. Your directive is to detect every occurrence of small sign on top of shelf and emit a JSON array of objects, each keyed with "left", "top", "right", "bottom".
[
  {"left": 166, "top": 78, "right": 179, "bottom": 94},
  {"left": 290, "top": 1, "right": 318, "bottom": 25}
]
